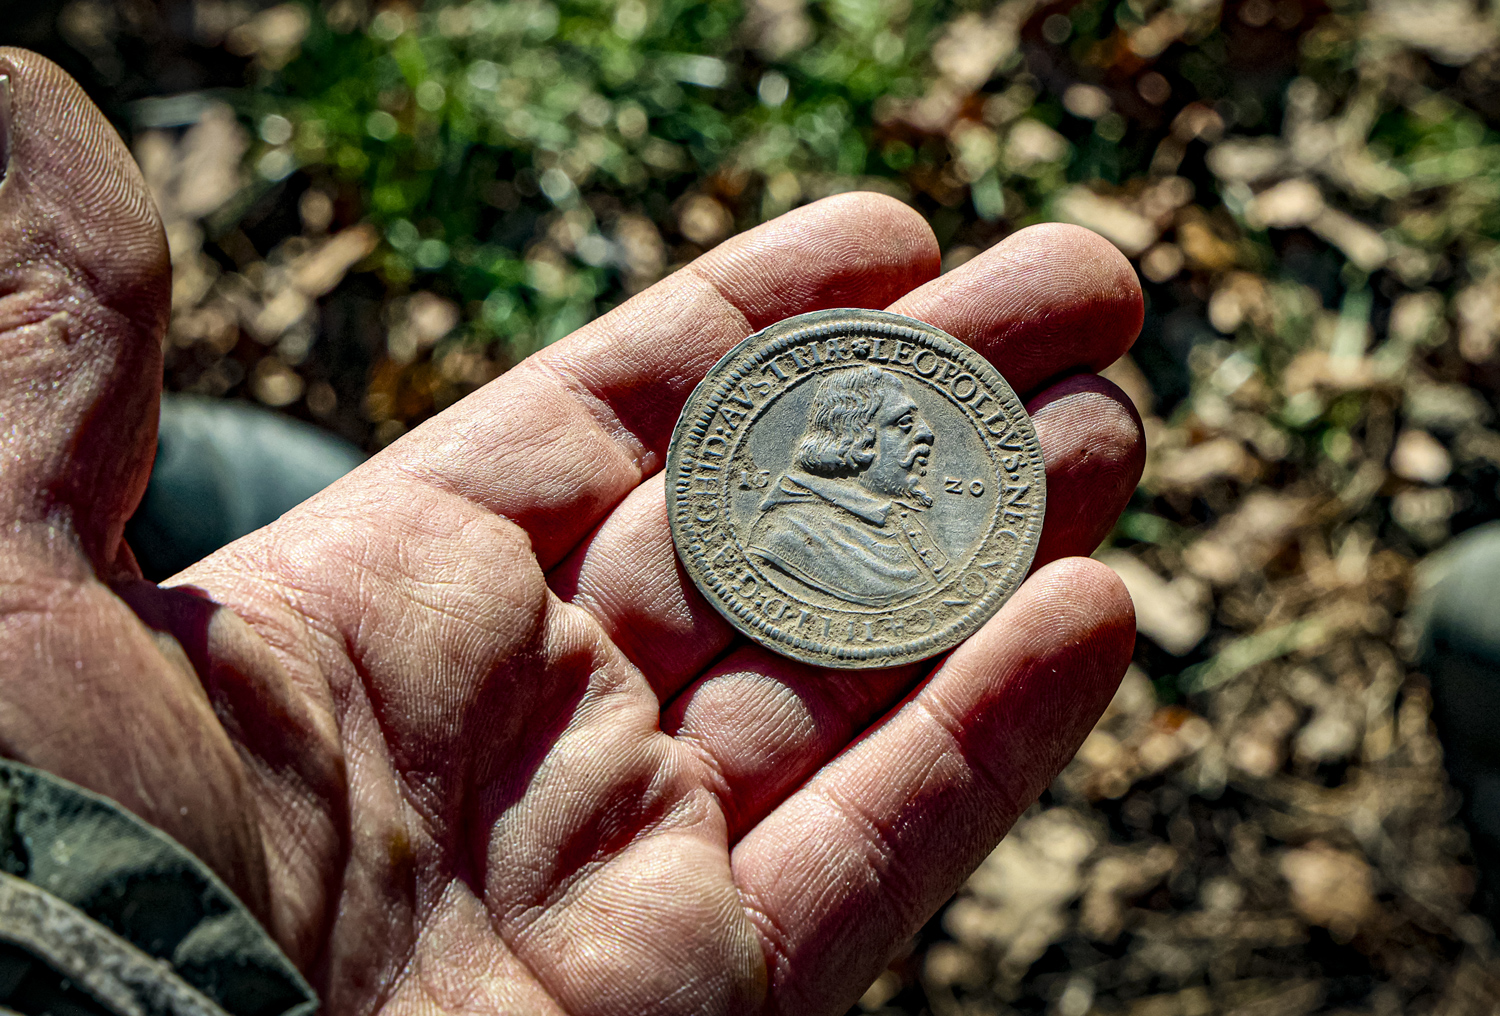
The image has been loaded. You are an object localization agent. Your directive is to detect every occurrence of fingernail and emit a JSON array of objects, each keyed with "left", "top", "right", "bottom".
[{"left": 0, "top": 75, "right": 10, "bottom": 185}]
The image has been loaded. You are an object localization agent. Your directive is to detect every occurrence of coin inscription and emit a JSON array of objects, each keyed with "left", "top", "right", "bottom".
[{"left": 668, "top": 308, "right": 1045, "bottom": 669}]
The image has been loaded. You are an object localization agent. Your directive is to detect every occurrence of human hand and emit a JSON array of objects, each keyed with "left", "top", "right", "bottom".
[{"left": 0, "top": 49, "right": 1143, "bottom": 1015}]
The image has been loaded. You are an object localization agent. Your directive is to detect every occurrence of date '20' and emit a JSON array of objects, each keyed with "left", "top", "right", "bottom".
[{"left": 944, "top": 476, "right": 985, "bottom": 497}]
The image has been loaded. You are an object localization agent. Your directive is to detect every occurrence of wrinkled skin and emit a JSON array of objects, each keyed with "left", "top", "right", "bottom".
[
  {"left": 0, "top": 50, "right": 1144, "bottom": 1016},
  {"left": 860, "top": 380, "right": 934, "bottom": 503}
]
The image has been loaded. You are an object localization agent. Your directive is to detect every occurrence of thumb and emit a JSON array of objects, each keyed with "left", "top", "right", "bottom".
[
  {"left": 0, "top": 51, "right": 278, "bottom": 921},
  {"left": 0, "top": 47, "right": 168, "bottom": 573}
]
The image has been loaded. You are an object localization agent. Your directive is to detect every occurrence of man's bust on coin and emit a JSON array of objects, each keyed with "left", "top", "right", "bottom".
[{"left": 747, "top": 365, "right": 951, "bottom": 608}]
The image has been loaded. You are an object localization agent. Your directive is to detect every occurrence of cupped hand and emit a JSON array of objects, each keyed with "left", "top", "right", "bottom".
[{"left": 0, "top": 49, "right": 1143, "bottom": 1015}]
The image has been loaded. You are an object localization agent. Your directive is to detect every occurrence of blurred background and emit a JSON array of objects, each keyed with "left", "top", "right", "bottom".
[{"left": 5, "top": 0, "right": 1500, "bottom": 1011}]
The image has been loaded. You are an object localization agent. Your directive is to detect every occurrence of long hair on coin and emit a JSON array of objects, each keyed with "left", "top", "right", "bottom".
[{"left": 795, "top": 366, "right": 900, "bottom": 477}]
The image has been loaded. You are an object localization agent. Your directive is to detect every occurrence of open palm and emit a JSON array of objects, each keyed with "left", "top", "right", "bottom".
[{"left": 0, "top": 50, "right": 1143, "bottom": 1015}]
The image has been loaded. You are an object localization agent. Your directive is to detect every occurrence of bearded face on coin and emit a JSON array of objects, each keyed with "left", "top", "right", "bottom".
[
  {"left": 747, "top": 366, "right": 952, "bottom": 608},
  {"left": 853, "top": 369, "right": 936, "bottom": 506}
]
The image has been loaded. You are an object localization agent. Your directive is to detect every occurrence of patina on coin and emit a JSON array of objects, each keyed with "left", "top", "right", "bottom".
[{"left": 667, "top": 308, "right": 1045, "bottom": 669}]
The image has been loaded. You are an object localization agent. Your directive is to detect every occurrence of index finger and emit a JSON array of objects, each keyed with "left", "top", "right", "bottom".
[{"left": 375, "top": 192, "right": 940, "bottom": 568}]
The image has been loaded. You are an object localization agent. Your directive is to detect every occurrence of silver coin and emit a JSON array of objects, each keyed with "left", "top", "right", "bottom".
[{"left": 667, "top": 308, "right": 1046, "bottom": 669}]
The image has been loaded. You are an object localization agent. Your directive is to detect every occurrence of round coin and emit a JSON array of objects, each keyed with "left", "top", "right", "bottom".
[{"left": 667, "top": 308, "right": 1045, "bottom": 669}]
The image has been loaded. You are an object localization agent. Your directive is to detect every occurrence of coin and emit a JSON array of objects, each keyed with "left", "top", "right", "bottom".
[{"left": 667, "top": 308, "right": 1046, "bottom": 669}]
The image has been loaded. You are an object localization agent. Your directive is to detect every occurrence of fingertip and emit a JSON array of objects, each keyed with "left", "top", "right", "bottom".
[
  {"left": 933, "top": 554, "right": 1136, "bottom": 739},
  {"left": 995, "top": 222, "right": 1145, "bottom": 365},
  {"left": 0, "top": 47, "right": 168, "bottom": 328},
  {"left": 804, "top": 190, "right": 942, "bottom": 280},
  {"left": 985, "top": 554, "right": 1137, "bottom": 669},
  {"left": 1027, "top": 555, "right": 1137, "bottom": 645},
  {"left": 1028, "top": 374, "right": 1147, "bottom": 564},
  {"left": 1067, "top": 554, "right": 1138, "bottom": 697},
  {"left": 1030, "top": 372, "right": 1146, "bottom": 466},
  {"left": 928, "top": 556, "right": 1135, "bottom": 800},
  {"left": 885, "top": 221, "right": 1144, "bottom": 394},
  {"left": 702, "top": 191, "right": 940, "bottom": 327}
]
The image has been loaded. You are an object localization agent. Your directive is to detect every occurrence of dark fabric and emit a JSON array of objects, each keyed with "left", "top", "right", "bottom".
[
  {"left": 1418, "top": 522, "right": 1500, "bottom": 925},
  {"left": 126, "top": 395, "right": 364, "bottom": 581},
  {"left": 0, "top": 760, "right": 316, "bottom": 1016}
]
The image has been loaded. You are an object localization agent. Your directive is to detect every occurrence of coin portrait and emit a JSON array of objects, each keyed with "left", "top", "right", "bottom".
[{"left": 668, "top": 308, "right": 1045, "bottom": 669}]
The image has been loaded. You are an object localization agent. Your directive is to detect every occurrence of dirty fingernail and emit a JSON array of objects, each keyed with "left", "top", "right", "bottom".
[{"left": 0, "top": 76, "right": 10, "bottom": 184}]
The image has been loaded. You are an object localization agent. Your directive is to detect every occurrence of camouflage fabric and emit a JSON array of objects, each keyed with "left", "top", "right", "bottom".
[{"left": 0, "top": 759, "right": 317, "bottom": 1016}]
